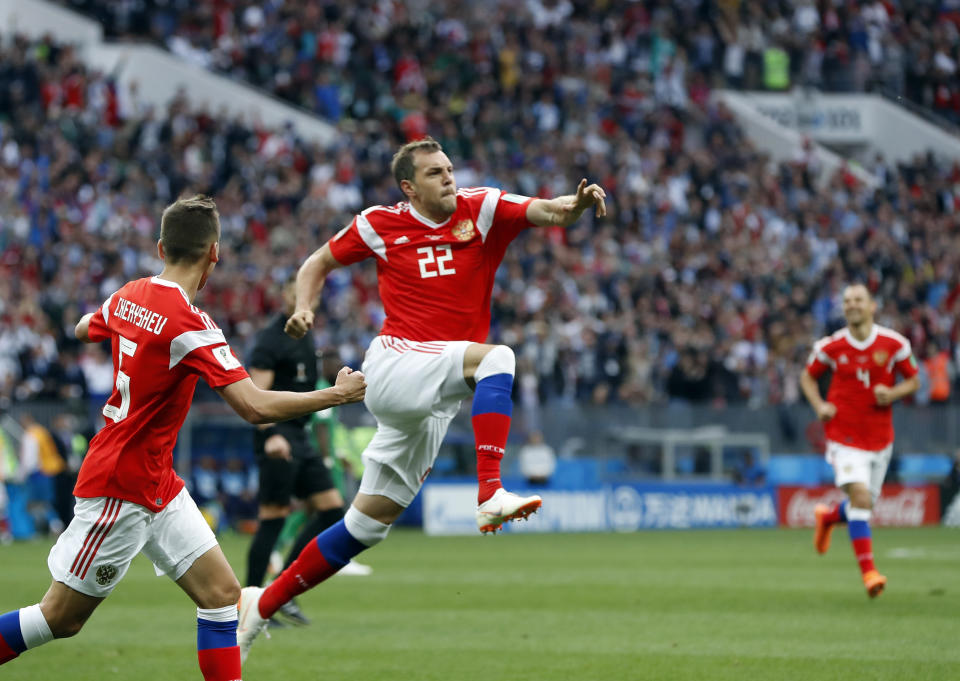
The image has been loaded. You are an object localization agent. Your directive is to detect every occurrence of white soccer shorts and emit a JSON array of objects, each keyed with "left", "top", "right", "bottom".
[
  {"left": 825, "top": 440, "right": 893, "bottom": 502},
  {"left": 358, "top": 336, "right": 473, "bottom": 507},
  {"left": 48, "top": 488, "right": 217, "bottom": 597}
]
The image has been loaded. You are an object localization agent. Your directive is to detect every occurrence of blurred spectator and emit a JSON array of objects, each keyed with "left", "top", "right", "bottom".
[
  {"left": 0, "top": 423, "right": 15, "bottom": 543},
  {"left": 18, "top": 412, "right": 66, "bottom": 534},
  {"left": 221, "top": 458, "right": 258, "bottom": 531},
  {"left": 923, "top": 341, "right": 951, "bottom": 403},
  {"left": 49, "top": 412, "right": 85, "bottom": 526},
  {"left": 940, "top": 449, "right": 960, "bottom": 519},
  {"left": 192, "top": 455, "right": 221, "bottom": 508},
  {"left": 732, "top": 450, "right": 767, "bottom": 486},
  {"left": 518, "top": 430, "right": 557, "bottom": 486}
]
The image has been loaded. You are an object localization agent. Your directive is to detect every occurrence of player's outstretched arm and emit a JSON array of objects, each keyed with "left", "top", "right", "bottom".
[
  {"left": 285, "top": 242, "right": 345, "bottom": 339},
  {"left": 526, "top": 178, "right": 607, "bottom": 228},
  {"left": 217, "top": 367, "right": 365, "bottom": 424},
  {"left": 75, "top": 313, "right": 95, "bottom": 343}
]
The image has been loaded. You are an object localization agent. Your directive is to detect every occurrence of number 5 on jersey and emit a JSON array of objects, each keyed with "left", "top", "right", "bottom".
[
  {"left": 103, "top": 335, "right": 138, "bottom": 423},
  {"left": 417, "top": 244, "right": 456, "bottom": 278}
]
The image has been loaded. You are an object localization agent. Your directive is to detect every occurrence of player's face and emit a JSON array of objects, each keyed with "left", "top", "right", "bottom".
[
  {"left": 842, "top": 285, "right": 875, "bottom": 326},
  {"left": 411, "top": 151, "right": 457, "bottom": 218}
]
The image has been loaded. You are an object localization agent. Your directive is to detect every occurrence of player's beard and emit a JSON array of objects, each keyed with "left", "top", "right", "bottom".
[{"left": 432, "top": 192, "right": 457, "bottom": 219}]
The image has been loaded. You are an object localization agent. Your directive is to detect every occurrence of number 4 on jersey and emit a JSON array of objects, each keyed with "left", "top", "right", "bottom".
[
  {"left": 103, "top": 334, "right": 138, "bottom": 423},
  {"left": 856, "top": 367, "right": 870, "bottom": 388}
]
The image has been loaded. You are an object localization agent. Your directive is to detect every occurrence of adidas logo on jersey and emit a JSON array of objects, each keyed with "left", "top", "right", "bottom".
[{"left": 394, "top": 236, "right": 410, "bottom": 244}]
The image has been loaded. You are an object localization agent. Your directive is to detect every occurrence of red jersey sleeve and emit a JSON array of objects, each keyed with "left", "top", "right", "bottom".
[
  {"left": 86, "top": 292, "right": 116, "bottom": 342},
  {"left": 168, "top": 311, "right": 249, "bottom": 388},
  {"left": 892, "top": 338, "right": 918, "bottom": 378},
  {"left": 495, "top": 191, "right": 535, "bottom": 227},
  {"left": 806, "top": 337, "right": 835, "bottom": 379},
  {"left": 328, "top": 216, "right": 376, "bottom": 266},
  {"left": 470, "top": 188, "right": 536, "bottom": 254}
]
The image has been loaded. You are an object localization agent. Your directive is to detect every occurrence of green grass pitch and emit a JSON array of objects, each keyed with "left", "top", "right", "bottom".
[{"left": 1, "top": 527, "right": 958, "bottom": 680}]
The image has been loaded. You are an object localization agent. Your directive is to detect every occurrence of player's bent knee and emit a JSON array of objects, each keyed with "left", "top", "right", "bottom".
[
  {"left": 344, "top": 506, "right": 392, "bottom": 547},
  {"left": 475, "top": 345, "right": 515, "bottom": 383},
  {"left": 196, "top": 577, "right": 242, "bottom": 610}
]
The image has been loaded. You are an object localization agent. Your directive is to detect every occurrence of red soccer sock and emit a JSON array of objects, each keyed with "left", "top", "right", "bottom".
[
  {"left": 197, "top": 647, "right": 241, "bottom": 681},
  {"left": 473, "top": 412, "right": 510, "bottom": 503},
  {"left": 0, "top": 638, "right": 18, "bottom": 665},
  {"left": 823, "top": 503, "right": 845, "bottom": 526},
  {"left": 258, "top": 539, "right": 337, "bottom": 620},
  {"left": 851, "top": 536, "right": 876, "bottom": 575}
]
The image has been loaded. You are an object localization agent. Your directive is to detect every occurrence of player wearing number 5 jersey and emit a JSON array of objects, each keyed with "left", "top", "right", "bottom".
[
  {"left": 0, "top": 196, "right": 366, "bottom": 680},
  {"left": 800, "top": 284, "right": 919, "bottom": 598},
  {"left": 236, "top": 137, "right": 606, "bottom": 660}
]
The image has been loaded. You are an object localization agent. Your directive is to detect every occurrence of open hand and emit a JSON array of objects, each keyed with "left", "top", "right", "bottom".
[{"left": 571, "top": 178, "right": 607, "bottom": 218}]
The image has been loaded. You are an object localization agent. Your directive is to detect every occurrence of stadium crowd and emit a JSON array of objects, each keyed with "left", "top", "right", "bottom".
[
  {"left": 59, "top": 0, "right": 960, "bottom": 125},
  {"left": 2, "top": 0, "right": 960, "bottom": 422}
]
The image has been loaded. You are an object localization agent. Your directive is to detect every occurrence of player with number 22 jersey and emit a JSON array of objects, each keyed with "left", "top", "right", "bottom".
[{"left": 330, "top": 187, "right": 533, "bottom": 343}]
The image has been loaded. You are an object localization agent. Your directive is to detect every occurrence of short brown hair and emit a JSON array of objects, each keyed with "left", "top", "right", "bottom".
[
  {"left": 160, "top": 195, "right": 220, "bottom": 264},
  {"left": 390, "top": 136, "right": 443, "bottom": 188}
]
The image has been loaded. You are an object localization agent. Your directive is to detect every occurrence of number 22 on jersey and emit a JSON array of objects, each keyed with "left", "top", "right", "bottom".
[
  {"left": 417, "top": 244, "right": 456, "bottom": 278},
  {"left": 103, "top": 334, "right": 138, "bottom": 423}
]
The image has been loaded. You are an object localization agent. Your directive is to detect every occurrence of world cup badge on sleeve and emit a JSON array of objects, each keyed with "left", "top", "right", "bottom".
[{"left": 452, "top": 219, "right": 475, "bottom": 241}]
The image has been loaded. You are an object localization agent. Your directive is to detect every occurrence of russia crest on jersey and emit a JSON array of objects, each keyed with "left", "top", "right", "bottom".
[{"left": 452, "top": 219, "right": 475, "bottom": 241}]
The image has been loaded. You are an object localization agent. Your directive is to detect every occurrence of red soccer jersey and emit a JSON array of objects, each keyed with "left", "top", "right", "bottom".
[
  {"left": 328, "top": 187, "right": 536, "bottom": 342},
  {"left": 806, "top": 325, "right": 918, "bottom": 450},
  {"left": 75, "top": 276, "right": 249, "bottom": 512}
]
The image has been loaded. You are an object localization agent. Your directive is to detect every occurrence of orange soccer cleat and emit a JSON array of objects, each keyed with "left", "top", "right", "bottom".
[
  {"left": 813, "top": 503, "right": 835, "bottom": 555},
  {"left": 862, "top": 570, "right": 887, "bottom": 598}
]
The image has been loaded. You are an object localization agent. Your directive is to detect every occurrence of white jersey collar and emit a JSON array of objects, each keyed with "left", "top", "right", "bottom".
[
  {"left": 408, "top": 203, "right": 451, "bottom": 230},
  {"left": 843, "top": 324, "right": 877, "bottom": 351},
  {"left": 151, "top": 276, "right": 191, "bottom": 304}
]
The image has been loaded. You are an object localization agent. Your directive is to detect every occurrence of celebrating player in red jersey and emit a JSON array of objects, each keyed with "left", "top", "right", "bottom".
[
  {"left": 800, "top": 284, "right": 919, "bottom": 598},
  {"left": 0, "top": 196, "right": 365, "bottom": 680},
  {"left": 236, "top": 137, "right": 606, "bottom": 659}
]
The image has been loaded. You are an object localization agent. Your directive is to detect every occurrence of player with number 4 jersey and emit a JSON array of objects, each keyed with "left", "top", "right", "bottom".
[
  {"left": 801, "top": 284, "right": 919, "bottom": 598},
  {"left": 0, "top": 196, "right": 366, "bottom": 680},
  {"left": 236, "top": 137, "right": 607, "bottom": 662}
]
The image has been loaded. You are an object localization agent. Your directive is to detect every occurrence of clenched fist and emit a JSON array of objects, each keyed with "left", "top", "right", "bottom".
[
  {"left": 285, "top": 310, "right": 315, "bottom": 339},
  {"left": 333, "top": 366, "right": 366, "bottom": 404}
]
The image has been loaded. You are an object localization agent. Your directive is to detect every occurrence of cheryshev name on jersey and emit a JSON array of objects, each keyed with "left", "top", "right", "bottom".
[{"left": 113, "top": 296, "right": 169, "bottom": 335}]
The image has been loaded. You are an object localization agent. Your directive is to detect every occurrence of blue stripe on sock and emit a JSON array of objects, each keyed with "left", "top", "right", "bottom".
[
  {"left": 196, "top": 619, "right": 237, "bottom": 651},
  {"left": 0, "top": 611, "right": 26, "bottom": 653},
  {"left": 848, "top": 519, "right": 871, "bottom": 541},
  {"left": 471, "top": 373, "right": 513, "bottom": 417},
  {"left": 838, "top": 500, "right": 848, "bottom": 523},
  {"left": 315, "top": 519, "right": 366, "bottom": 568}
]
